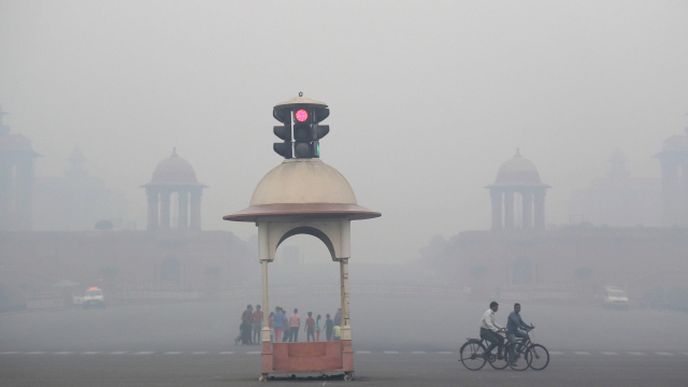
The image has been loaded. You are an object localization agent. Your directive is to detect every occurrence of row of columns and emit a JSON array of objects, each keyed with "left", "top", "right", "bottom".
[
  {"left": 491, "top": 188, "right": 546, "bottom": 230},
  {"left": 146, "top": 187, "right": 202, "bottom": 231}
]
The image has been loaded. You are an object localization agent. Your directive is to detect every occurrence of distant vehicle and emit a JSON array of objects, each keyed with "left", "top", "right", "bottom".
[
  {"left": 82, "top": 286, "right": 106, "bottom": 309},
  {"left": 602, "top": 286, "right": 629, "bottom": 309}
]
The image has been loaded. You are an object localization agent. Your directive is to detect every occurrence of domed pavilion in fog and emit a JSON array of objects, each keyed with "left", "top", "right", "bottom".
[
  {"left": 143, "top": 149, "right": 206, "bottom": 231},
  {"left": 487, "top": 149, "right": 549, "bottom": 231}
]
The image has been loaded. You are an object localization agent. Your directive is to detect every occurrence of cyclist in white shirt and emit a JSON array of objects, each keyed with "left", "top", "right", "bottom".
[{"left": 480, "top": 301, "right": 505, "bottom": 359}]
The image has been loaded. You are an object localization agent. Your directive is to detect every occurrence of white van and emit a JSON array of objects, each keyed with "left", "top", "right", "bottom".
[
  {"left": 603, "top": 286, "right": 629, "bottom": 309},
  {"left": 82, "top": 286, "right": 106, "bottom": 309}
]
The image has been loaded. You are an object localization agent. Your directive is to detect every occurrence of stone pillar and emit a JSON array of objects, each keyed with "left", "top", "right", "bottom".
[
  {"left": 178, "top": 191, "right": 189, "bottom": 229},
  {"left": 504, "top": 190, "right": 514, "bottom": 229},
  {"left": 339, "top": 257, "right": 353, "bottom": 373},
  {"left": 160, "top": 190, "right": 171, "bottom": 230},
  {"left": 522, "top": 190, "right": 533, "bottom": 229},
  {"left": 190, "top": 190, "right": 202, "bottom": 230},
  {"left": 260, "top": 260, "right": 273, "bottom": 378},
  {"left": 146, "top": 189, "right": 159, "bottom": 231},
  {"left": 490, "top": 189, "right": 503, "bottom": 230},
  {"left": 534, "top": 190, "right": 546, "bottom": 230}
]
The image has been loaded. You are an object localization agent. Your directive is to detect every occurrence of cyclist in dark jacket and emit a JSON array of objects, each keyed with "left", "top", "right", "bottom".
[{"left": 506, "top": 303, "right": 533, "bottom": 363}]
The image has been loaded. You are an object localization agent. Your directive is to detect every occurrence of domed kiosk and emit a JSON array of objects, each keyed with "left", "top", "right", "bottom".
[
  {"left": 143, "top": 149, "right": 206, "bottom": 231},
  {"left": 224, "top": 96, "right": 380, "bottom": 381},
  {"left": 487, "top": 150, "right": 549, "bottom": 230}
]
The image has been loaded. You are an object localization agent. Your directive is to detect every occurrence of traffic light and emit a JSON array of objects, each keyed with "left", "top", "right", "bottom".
[
  {"left": 272, "top": 106, "right": 292, "bottom": 159},
  {"left": 272, "top": 94, "right": 330, "bottom": 159},
  {"left": 292, "top": 106, "right": 329, "bottom": 158}
]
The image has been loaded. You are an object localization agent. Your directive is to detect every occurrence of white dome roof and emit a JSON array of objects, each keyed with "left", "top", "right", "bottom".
[
  {"left": 251, "top": 159, "right": 356, "bottom": 205},
  {"left": 225, "top": 158, "right": 380, "bottom": 222},
  {"left": 491, "top": 150, "right": 547, "bottom": 187}
]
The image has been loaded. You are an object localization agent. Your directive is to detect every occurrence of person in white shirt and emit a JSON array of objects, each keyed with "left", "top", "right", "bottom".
[{"left": 480, "top": 301, "right": 505, "bottom": 359}]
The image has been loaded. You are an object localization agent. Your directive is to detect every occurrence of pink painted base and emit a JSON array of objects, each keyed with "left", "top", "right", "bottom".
[{"left": 261, "top": 340, "right": 354, "bottom": 375}]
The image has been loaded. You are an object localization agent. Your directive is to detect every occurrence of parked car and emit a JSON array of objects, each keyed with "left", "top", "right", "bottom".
[
  {"left": 82, "top": 286, "right": 106, "bottom": 309},
  {"left": 602, "top": 285, "right": 629, "bottom": 309}
]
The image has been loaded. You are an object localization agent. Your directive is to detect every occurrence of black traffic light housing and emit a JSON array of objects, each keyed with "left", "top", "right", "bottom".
[
  {"left": 272, "top": 107, "right": 293, "bottom": 159},
  {"left": 272, "top": 94, "right": 330, "bottom": 159}
]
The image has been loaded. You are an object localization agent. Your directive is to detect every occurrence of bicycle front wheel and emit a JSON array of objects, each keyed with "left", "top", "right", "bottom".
[
  {"left": 459, "top": 340, "right": 487, "bottom": 371},
  {"left": 528, "top": 344, "right": 550, "bottom": 371},
  {"left": 507, "top": 346, "right": 531, "bottom": 371}
]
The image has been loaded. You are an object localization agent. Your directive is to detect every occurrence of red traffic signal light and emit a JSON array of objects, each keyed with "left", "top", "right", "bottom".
[{"left": 294, "top": 108, "right": 309, "bottom": 123}]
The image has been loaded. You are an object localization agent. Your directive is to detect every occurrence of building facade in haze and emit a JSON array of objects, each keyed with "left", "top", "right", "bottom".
[{"left": 0, "top": 140, "right": 251, "bottom": 311}]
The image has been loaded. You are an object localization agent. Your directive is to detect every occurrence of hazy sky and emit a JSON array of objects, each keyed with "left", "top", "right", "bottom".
[{"left": 1, "top": 0, "right": 687, "bottom": 262}]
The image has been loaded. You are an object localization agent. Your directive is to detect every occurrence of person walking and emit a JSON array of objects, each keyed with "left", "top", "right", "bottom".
[
  {"left": 325, "top": 313, "right": 334, "bottom": 341},
  {"left": 268, "top": 311, "right": 275, "bottom": 342},
  {"left": 315, "top": 314, "right": 322, "bottom": 341},
  {"left": 305, "top": 312, "right": 316, "bottom": 342},
  {"left": 240, "top": 304, "right": 253, "bottom": 345},
  {"left": 334, "top": 308, "right": 342, "bottom": 326},
  {"left": 288, "top": 308, "right": 301, "bottom": 342},
  {"left": 252, "top": 305, "right": 263, "bottom": 344},
  {"left": 273, "top": 307, "right": 285, "bottom": 343}
]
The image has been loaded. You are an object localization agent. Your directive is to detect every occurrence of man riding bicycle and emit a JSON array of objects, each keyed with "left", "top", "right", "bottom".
[
  {"left": 506, "top": 303, "right": 534, "bottom": 363},
  {"left": 480, "top": 301, "right": 505, "bottom": 359}
]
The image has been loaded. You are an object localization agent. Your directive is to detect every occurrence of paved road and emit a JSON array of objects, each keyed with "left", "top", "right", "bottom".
[
  {"left": 2, "top": 299, "right": 688, "bottom": 385},
  {"left": 2, "top": 350, "right": 687, "bottom": 386}
]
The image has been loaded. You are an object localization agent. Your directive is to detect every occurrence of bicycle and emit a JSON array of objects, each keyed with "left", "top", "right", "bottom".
[
  {"left": 519, "top": 328, "right": 549, "bottom": 371},
  {"left": 459, "top": 330, "right": 530, "bottom": 371}
]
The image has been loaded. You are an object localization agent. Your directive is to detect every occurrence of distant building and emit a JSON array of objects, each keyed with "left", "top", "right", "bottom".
[
  {"left": 424, "top": 144, "right": 688, "bottom": 308},
  {"left": 0, "top": 146, "right": 251, "bottom": 310},
  {"left": 32, "top": 148, "right": 129, "bottom": 231},
  {"left": 656, "top": 128, "right": 688, "bottom": 227},
  {"left": 0, "top": 108, "right": 39, "bottom": 231},
  {"left": 487, "top": 150, "right": 549, "bottom": 231},
  {"left": 569, "top": 149, "right": 661, "bottom": 227}
]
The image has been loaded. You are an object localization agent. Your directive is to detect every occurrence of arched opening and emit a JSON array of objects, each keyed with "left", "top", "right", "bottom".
[{"left": 269, "top": 232, "right": 340, "bottom": 343}]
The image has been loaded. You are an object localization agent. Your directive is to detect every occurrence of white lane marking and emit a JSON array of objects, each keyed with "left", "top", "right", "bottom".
[
  {"left": 219, "top": 351, "right": 234, "bottom": 355},
  {"left": 355, "top": 350, "right": 371, "bottom": 354},
  {"left": 0, "top": 351, "right": 19, "bottom": 355},
  {"left": 628, "top": 352, "right": 646, "bottom": 356},
  {"left": 655, "top": 352, "right": 673, "bottom": 356},
  {"left": 133, "top": 351, "right": 155, "bottom": 355},
  {"left": 682, "top": 352, "right": 688, "bottom": 356},
  {"left": 549, "top": 351, "right": 564, "bottom": 355},
  {"left": 574, "top": 351, "right": 591, "bottom": 355},
  {"left": 383, "top": 351, "right": 399, "bottom": 355},
  {"left": 246, "top": 351, "right": 261, "bottom": 355},
  {"left": 109, "top": 351, "right": 127, "bottom": 355},
  {"left": 601, "top": 351, "right": 618, "bottom": 356},
  {"left": 81, "top": 351, "right": 101, "bottom": 355},
  {"left": 26, "top": 351, "right": 46, "bottom": 355},
  {"left": 436, "top": 351, "right": 453, "bottom": 355},
  {"left": 164, "top": 351, "right": 182, "bottom": 355},
  {"left": 53, "top": 351, "right": 73, "bottom": 355},
  {"left": 411, "top": 351, "right": 427, "bottom": 354},
  {"left": 192, "top": 351, "right": 208, "bottom": 355}
]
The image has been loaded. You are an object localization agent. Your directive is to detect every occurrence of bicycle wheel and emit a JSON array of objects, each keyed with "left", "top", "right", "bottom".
[
  {"left": 488, "top": 346, "right": 508, "bottom": 370},
  {"left": 507, "top": 346, "right": 531, "bottom": 371},
  {"left": 459, "top": 340, "right": 487, "bottom": 371},
  {"left": 528, "top": 344, "right": 550, "bottom": 371}
]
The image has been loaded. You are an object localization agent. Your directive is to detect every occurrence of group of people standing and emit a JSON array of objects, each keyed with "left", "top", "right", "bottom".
[{"left": 236, "top": 304, "right": 343, "bottom": 345}]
